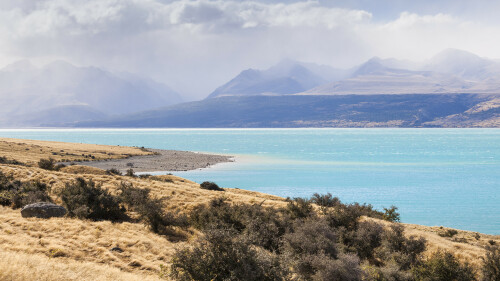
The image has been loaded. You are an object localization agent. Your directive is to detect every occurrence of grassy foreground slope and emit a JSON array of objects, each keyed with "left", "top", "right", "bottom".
[{"left": 0, "top": 138, "right": 498, "bottom": 280}]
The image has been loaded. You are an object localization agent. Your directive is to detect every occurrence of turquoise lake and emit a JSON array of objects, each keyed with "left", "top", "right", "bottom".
[{"left": 0, "top": 128, "right": 498, "bottom": 234}]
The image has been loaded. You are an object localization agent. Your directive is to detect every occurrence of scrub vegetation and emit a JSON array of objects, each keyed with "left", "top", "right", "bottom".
[{"left": 0, "top": 138, "right": 499, "bottom": 281}]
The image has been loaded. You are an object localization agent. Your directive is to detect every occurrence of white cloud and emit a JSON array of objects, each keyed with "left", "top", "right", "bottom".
[{"left": 0, "top": 0, "right": 499, "bottom": 100}]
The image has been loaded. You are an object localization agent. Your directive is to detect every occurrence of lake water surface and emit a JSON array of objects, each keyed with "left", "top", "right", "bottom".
[{"left": 0, "top": 128, "right": 498, "bottom": 234}]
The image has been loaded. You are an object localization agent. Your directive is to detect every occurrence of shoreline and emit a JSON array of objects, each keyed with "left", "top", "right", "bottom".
[{"left": 62, "top": 148, "right": 234, "bottom": 173}]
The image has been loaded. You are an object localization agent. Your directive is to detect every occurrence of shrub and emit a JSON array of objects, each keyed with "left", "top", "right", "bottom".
[
  {"left": 377, "top": 224, "right": 426, "bottom": 270},
  {"left": 200, "top": 181, "right": 223, "bottom": 191},
  {"left": 118, "top": 182, "right": 185, "bottom": 234},
  {"left": 413, "top": 251, "right": 476, "bottom": 281},
  {"left": 0, "top": 156, "right": 24, "bottom": 165},
  {"left": 189, "top": 198, "right": 290, "bottom": 252},
  {"left": 58, "top": 178, "right": 126, "bottom": 221},
  {"left": 38, "top": 158, "right": 56, "bottom": 170},
  {"left": 0, "top": 173, "right": 52, "bottom": 208},
  {"left": 310, "top": 193, "right": 341, "bottom": 208},
  {"left": 125, "top": 169, "right": 136, "bottom": 177},
  {"left": 347, "top": 221, "right": 384, "bottom": 260},
  {"left": 439, "top": 229, "right": 459, "bottom": 238},
  {"left": 325, "top": 204, "right": 363, "bottom": 231},
  {"left": 311, "top": 253, "right": 362, "bottom": 281},
  {"left": 383, "top": 206, "right": 401, "bottom": 222},
  {"left": 106, "top": 168, "right": 122, "bottom": 176},
  {"left": 286, "top": 197, "right": 314, "bottom": 220},
  {"left": 170, "top": 228, "right": 286, "bottom": 281},
  {"left": 481, "top": 245, "right": 500, "bottom": 281}
]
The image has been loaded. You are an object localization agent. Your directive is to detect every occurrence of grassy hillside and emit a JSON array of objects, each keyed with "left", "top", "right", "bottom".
[{"left": 0, "top": 138, "right": 498, "bottom": 280}]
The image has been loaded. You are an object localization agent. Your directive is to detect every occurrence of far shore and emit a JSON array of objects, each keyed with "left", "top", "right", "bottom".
[{"left": 61, "top": 148, "right": 234, "bottom": 173}]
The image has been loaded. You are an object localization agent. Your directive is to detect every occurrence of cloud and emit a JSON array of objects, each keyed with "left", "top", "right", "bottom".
[{"left": 0, "top": 0, "right": 499, "bottom": 100}]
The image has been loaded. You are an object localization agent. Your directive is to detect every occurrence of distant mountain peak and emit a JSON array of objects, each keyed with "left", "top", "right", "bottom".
[
  {"left": 2, "top": 60, "right": 37, "bottom": 72},
  {"left": 426, "top": 48, "right": 498, "bottom": 80},
  {"left": 207, "top": 60, "right": 335, "bottom": 98},
  {"left": 352, "top": 57, "right": 387, "bottom": 76},
  {"left": 431, "top": 48, "right": 482, "bottom": 62}
]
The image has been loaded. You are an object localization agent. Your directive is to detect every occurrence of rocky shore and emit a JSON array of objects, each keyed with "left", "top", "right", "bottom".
[{"left": 64, "top": 149, "right": 233, "bottom": 172}]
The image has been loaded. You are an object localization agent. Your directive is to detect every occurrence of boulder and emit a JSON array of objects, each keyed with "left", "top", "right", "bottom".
[{"left": 21, "top": 202, "right": 67, "bottom": 218}]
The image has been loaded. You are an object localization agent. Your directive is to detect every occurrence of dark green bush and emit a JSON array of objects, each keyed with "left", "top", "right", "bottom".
[
  {"left": 310, "top": 253, "right": 362, "bottom": 281},
  {"left": 481, "top": 245, "right": 500, "bottom": 281},
  {"left": 170, "top": 228, "right": 286, "bottom": 281},
  {"left": 38, "top": 158, "right": 56, "bottom": 170},
  {"left": 286, "top": 197, "right": 314, "bottom": 219},
  {"left": 280, "top": 218, "right": 367, "bottom": 280},
  {"left": 106, "top": 168, "right": 122, "bottom": 176},
  {"left": 58, "top": 178, "right": 126, "bottom": 221},
  {"left": 413, "top": 251, "right": 476, "bottom": 281},
  {"left": 0, "top": 156, "right": 24, "bottom": 165},
  {"left": 310, "top": 192, "right": 341, "bottom": 208},
  {"left": 347, "top": 221, "right": 384, "bottom": 260},
  {"left": 200, "top": 181, "right": 223, "bottom": 191},
  {"left": 125, "top": 168, "right": 136, "bottom": 177},
  {"left": 189, "top": 198, "right": 290, "bottom": 252},
  {"left": 383, "top": 205, "right": 401, "bottom": 222},
  {"left": 118, "top": 182, "right": 186, "bottom": 234},
  {"left": 376, "top": 224, "right": 427, "bottom": 271},
  {"left": 439, "top": 229, "right": 459, "bottom": 238},
  {"left": 0, "top": 172, "right": 52, "bottom": 208}
]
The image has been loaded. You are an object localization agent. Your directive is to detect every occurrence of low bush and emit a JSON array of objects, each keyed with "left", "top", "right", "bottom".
[
  {"left": 125, "top": 169, "right": 136, "bottom": 177},
  {"left": 286, "top": 197, "right": 314, "bottom": 219},
  {"left": 38, "top": 158, "right": 65, "bottom": 171},
  {"left": 170, "top": 228, "right": 286, "bottom": 281},
  {"left": 118, "top": 182, "right": 186, "bottom": 234},
  {"left": 200, "top": 181, "right": 223, "bottom": 191},
  {"left": 310, "top": 192, "right": 341, "bottom": 208},
  {"left": 105, "top": 168, "right": 122, "bottom": 176},
  {"left": 0, "top": 172, "right": 52, "bottom": 208},
  {"left": 413, "top": 251, "right": 476, "bottom": 281},
  {"left": 376, "top": 224, "right": 427, "bottom": 271},
  {"left": 383, "top": 205, "right": 401, "bottom": 222},
  {"left": 58, "top": 178, "right": 126, "bottom": 221},
  {"left": 481, "top": 245, "right": 500, "bottom": 281},
  {"left": 439, "top": 229, "right": 459, "bottom": 238},
  {"left": 0, "top": 156, "right": 24, "bottom": 165}
]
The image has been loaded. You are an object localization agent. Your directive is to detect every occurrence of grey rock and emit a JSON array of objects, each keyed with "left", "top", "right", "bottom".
[{"left": 21, "top": 202, "right": 67, "bottom": 219}]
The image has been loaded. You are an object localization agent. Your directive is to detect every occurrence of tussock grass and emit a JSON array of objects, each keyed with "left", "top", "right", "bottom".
[
  {"left": 0, "top": 251, "right": 161, "bottom": 281},
  {"left": 364, "top": 217, "right": 500, "bottom": 269},
  {"left": 0, "top": 138, "right": 499, "bottom": 280},
  {"left": 0, "top": 137, "right": 152, "bottom": 165}
]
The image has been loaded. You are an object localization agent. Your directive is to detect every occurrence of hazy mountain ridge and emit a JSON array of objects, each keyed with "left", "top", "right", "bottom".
[
  {"left": 0, "top": 60, "right": 182, "bottom": 126},
  {"left": 207, "top": 60, "right": 349, "bottom": 98},
  {"left": 305, "top": 49, "right": 500, "bottom": 95},
  {"left": 73, "top": 94, "right": 499, "bottom": 128},
  {"left": 207, "top": 49, "right": 500, "bottom": 99}
]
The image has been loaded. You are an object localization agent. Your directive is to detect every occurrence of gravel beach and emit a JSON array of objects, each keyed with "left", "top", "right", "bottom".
[{"left": 64, "top": 149, "right": 233, "bottom": 173}]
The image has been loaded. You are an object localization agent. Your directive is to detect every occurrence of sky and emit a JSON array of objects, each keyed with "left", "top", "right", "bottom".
[{"left": 1, "top": 0, "right": 500, "bottom": 100}]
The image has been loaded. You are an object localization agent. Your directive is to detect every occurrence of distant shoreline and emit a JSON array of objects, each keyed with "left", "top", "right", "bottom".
[{"left": 62, "top": 148, "right": 233, "bottom": 173}]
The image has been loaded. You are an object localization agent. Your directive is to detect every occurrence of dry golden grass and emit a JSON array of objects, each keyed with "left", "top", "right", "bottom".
[
  {"left": 0, "top": 137, "right": 152, "bottom": 165},
  {"left": 365, "top": 217, "right": 500, "bottom": 269},
  {"left": 1, "top": 138, "right": 498, "bottom": 280},
  {"left": 0, "top": 251, "right": 162, "bottom": 281},
  {"left": 0, "top": 206, "right": 176, "bottom": 280}
]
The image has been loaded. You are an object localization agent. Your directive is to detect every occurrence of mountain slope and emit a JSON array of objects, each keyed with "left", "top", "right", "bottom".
[
  {"left": 305, "top": 58, "right": 474, "bottom": 95},
  {"left": 425, "top": 49, "right": 500, "bottom": 81},
  {"left": 0, "top": 60, "right": 183, "bottom": 126},
  {"left": 74, "top": 94, "right": 498, "bottom": 128},
  {"left": 207, "top": 60, "right": 348, "bottom": 98}
]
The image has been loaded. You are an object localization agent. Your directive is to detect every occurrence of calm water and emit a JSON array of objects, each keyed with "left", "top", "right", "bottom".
[{"left": 0, "top": 129, "right": 498, "bottom": 234}]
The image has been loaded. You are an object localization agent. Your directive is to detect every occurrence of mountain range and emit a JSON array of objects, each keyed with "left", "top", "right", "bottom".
[
  {"left": 0, "top": 60, "right": 182, "bottom": 127},
  {"left": 2, "top": 49, "right": 500, "bottom": 127}
]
